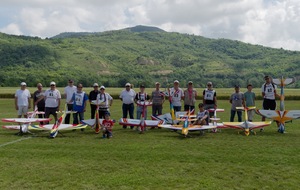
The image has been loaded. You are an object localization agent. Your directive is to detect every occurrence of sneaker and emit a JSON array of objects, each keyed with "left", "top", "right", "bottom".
[
  {"left": 123, "top": 126, "right": 127, "bottom": 129},
  {"left": 260, "top": 128, "right": 264, "bottom": 132},
  {"left": 102, "top": 134, "right": 106, "bottom": 138},
  {"left": 80, "top": 128, "right": 85, "bottom": 132},
  {"left": 130, "top": 126, "right": 134, "bottom": 130}
]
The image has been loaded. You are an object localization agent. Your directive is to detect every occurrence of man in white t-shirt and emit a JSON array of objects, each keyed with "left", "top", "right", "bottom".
[
  {"left": 45, "top": 81, "right": 61, "bottom": 122},
  {"left": 64, "top": 79, "right": 77, "bottom": 124},
  {"left": 169, "top": 80, "right": 184, "bottom": 112},
  {"left": 119, "top": 83, "right": 136, "bottom": 129},
  {"left": 15, "top": 82, "right": 31, "bottom": 118}
]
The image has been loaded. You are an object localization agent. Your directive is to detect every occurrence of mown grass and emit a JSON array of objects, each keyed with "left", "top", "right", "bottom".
[{"left": 0, "top": 98, "right": 300, "bottom": 189}]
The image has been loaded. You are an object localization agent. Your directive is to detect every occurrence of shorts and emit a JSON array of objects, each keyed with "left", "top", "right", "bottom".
[
  {"left": 18, "top": 106, "right": 29, "bottom": 116},
  {"left": 263, "top": 99, "right": 276, "bottom": 110}
]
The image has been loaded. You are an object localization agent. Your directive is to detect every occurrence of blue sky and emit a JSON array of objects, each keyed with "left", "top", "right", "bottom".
[{"left": 1, "top": 0, "right": 300, "bottom": 51}]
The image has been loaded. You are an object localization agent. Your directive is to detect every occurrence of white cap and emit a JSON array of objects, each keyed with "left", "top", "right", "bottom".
[
  {"left": 155, "top": 82, "right": 160, "bottom": 85},
  {"left": 174, "top": 80, "right": 179, "bottom": 84},
  {"left": 100, "top": 85, "right": 105, "bottom": 89},
  {"left": 125, "top": 83, "right": 131, "bottom": 87},
  {"left": 93, "top": 83, "right": 99, "bottom": 87},
  {"left": 207, "top": 82, "right": 212, "bottom": 85},
  {"left": 20, "top": 82, "right": 26, "bottom": 86},
  {"left": 50, "top": 81, "right": 56, "bottom": 85}
]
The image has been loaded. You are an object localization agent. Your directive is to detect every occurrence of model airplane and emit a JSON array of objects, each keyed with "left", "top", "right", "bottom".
[
  {"left": 257, "top": 76, "right": 300, "bottom": 133},
  {"left": 158, "top": 110, "right": 221, "bottom": 137},
  {"left": 81, "top": 100, "right": 106, "bottom": 134},
  {"left": 223, "top": 106, "right": 272, "bottom": 136},
  {"left": 2, "top": 107, "right": 51, "bottom": 135},
  {"left": 29, "top": 104, "right": 87, "bottom": 138},
  {"left": 119, "top": 100, "right": 165, "bottom": 133}
]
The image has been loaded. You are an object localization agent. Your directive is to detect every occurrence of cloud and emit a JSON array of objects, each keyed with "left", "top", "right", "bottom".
[{"left": 0, "top": 0, "right": 300, "bottom": 50}]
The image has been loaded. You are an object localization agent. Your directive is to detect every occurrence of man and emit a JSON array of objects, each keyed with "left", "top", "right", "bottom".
[
  {"left": 120, "top": 82, "right": 136, "bottom": 129},
  {"left": 229, "top": 85, "right": 245, "bottom": 122},
  {"left": 15, "top": 82, "right": 31, "bottom": 118},
  {"left": 135, "top": 84, "right": 150, "bottom": 120},
  {"left": 33, "top": 83, "right": 45, "bottom": 123},
  {"left": 64, "top": 79, "right": 77, "bottom": 124},
  {"left": 184, "top": 81, "right": 197, "bottom": 112},
  {"left": 89, "top": 83, "right": 100, "bottom": 119},
  {"left": 70, "top": 83, "right": 89, "bottom": 128},
  {"left": 44, "top": 81, "right": 61, "bottom": 122},
  {"left": 261, "top": 76, "right": 278, "bottom": 131},
  {"left": 169, "top": 80, "right": 184, "bottom": 112},
  {"left": 97, "top": 85, "right": 113, "bottom": 119},
  {"left": 151, "top": 82, "right": 165, "bottom": 116},
  {"left": 203, "top": 82, "right": 217, "bottom": 117}
]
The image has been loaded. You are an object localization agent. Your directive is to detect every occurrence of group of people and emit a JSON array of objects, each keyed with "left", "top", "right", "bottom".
[{"left": 13, "top": 75, "right": 278, "bottom": 136}]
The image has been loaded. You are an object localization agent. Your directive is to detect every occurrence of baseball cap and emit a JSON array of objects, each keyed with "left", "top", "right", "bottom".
[
  {"left": 155, "top": 82, "right": 160, "bottom": 85},
  {"left": 188, "top": 81, "right": 193, "bottom": 84},
  {"left": 50, "top": 81, "right": 56, "bottom": 86},
  {"left": 93, "top": 83, "right": 99, "bottom": 87},
  {"left": 207, "top": 82, "right": 212, "bottom": 85},
  {"left": 234, "top": 84, "right": 240, "bottom": 88},
  {"left": 140, "top": 84, "right": 145, "bottom": 88},
  {"left": 125, "top": 83, "right": 131, "bottom": 87},
  {"left": 68, "top": 79, "right": 74, "bottom": 83},
  {"left": 174, "top": 80, "right": 179, "bottom": 84},
  {"left": 20, "top": 82, "right": 26, "bottom": 86},
  {"left": 100, "top": 85, "right": 105, "bottom": 89}
]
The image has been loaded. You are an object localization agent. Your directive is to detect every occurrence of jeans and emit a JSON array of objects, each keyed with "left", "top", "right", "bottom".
[
  {"left": 73, "top": 112, "right": 84, "bottom": 124},
  {"left": 65, "top": 104, "right": 73, "bottom": 124},
  {"left": 122, "top": 103, "right": 134, "bottom": 128},
  {"left": 137, "top": 106, "right": 147, "bottom": 119},
  {"left": 230, "top": 110, "right": 242, "bottom": 122}
]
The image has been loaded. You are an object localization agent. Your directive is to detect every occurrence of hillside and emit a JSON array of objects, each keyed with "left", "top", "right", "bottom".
[{"left": 0, "top": 25, "right": 300, "bottom": 88}]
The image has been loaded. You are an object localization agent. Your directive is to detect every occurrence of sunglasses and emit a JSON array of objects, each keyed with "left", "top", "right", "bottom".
[{"left": 51, "top": 85, "right": 55, "bottom": 86}]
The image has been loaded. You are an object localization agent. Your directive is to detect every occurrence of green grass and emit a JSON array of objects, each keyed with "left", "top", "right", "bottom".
[{"left": 0, "top": 98, "right": 300, "bottom": 189}]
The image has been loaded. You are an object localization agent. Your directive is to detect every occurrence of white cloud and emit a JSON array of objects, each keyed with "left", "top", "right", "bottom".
[{"left": 0, "top": 0, "right": 300, "bottom": 50}]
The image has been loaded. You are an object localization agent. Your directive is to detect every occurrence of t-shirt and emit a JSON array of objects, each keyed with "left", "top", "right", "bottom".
[
  {"left": 261, "top": 83, "right": 276, "bottom": 100},
  {"left": 197, "top": 110, "right": 208, "bottom": 120},
  {"left": 230, "top": 92, "right": 244, "bottom": 111},
  {"left": 184, "top": 89, "right": 197, "bottom": 106},
  {"left": 151, "top": 90, "right": 165, "bottom": 105},
  {"left": 203, "top": 89, "right": 216, "bottom": 104},
  {"left": 45, "top": 89, "right": 61, "bottom": 108},
  {"left": 170, "top": 88, "right": 184, "bottom": 107},
  {"left": 64, "top": 85, "right": 77, "bottom": 103},
  {"left": 244, "top": 91, "right": 255, "bottom": 107},
  {"left": 72, "top": 91, "right": 89, "bottom": 112},
  {"left": 120, "top": 89, "right": 136, "bottom": 104},
  {"left": 97, "top": 93, "right": 113, "bottom": 109},
  {"left": 102, "top": 119, "right": 114, "bottom": 132},
  {"left": 33, "top": 90, "right": 45, "bottom": 108},
  {"left": 15, "top": 89, "right": 31, "bottom": 106}
]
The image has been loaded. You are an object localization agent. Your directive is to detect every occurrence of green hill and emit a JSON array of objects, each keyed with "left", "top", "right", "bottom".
[{"left": 0, "top": 25, "right": 299, "bottom": 88}]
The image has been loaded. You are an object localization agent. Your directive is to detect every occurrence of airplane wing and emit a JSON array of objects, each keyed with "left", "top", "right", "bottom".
[
  {"left": 158, "top": 124, "right": 217, "bottom": 131},
  {"left": 2, "top": 118, "right": 51, "bottom": 123},
  {"left": 2, "top": 125, "right": 22, "bottom": 130},
  {"left": 29, "top": 123, "right": 87, "bottom": 130},
  {"left": 119, "top": 118, "right": 164, "bottom": 127},
  {"left": 81, "top": 119, "right": 104, "bottom": 127},
  {"left": 158, "top": 124, "right": 183, "bottom": 130},
  {"left": 272, "top": 78, "right": 295, "bottom": 86},
  {"left": 223, "top": 121, "right": 271, "bottom": 130},
  {"left": 257, "top": 110, "right": 300, "bottom": 123}
]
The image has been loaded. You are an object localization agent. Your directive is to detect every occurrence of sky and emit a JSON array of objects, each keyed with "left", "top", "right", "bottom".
[{"left": 1, "top": 0, "right": 300, "bottom": 51}]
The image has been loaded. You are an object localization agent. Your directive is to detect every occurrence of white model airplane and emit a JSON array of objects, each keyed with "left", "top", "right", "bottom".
[
  {"left": 2, "top": 107, "right": 51, "bottom": 135},
  {"left": 257, "top": 76, "right": 300, "bottom": 133},
  {"left": 81, "top": 100, "right": 106, "bottom": 134},
  {"left": 29, "top": 104, "right": 87, "bottom": 138},
  {"left": 119, "top": 100, "right": 165, "bottom": 133},
  {"left": 158, "top": 110, "right": 221, "bottom": 137},
  {"left": 223, "top": 106, "right": 272, "bottom": 136}
]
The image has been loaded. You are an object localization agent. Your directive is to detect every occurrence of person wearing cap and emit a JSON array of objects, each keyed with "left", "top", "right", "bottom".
[
  {"left": 168, "top": 80, "right": 184, "bottom": 112},
  {"left": 184, "top": 81, "right": 197, "bottom": 111},
  {"left": 101, "top": 112, "right": 114, "bottom": 138},
  {"left": 203, "top": 82, "right": 217, "bottom": 117},
  {"left": 135, "top": 84, "right": 150, "bottom": 120},
  {"left": 89, "top": 83, "right": 100, "bottom": 119},
  {"left": 69, "top": 83, "right": 89, "bottom": 129},
  {"left": 15, "top": 82, "right": 31, "bottom": 118},
  {"left": 44, "top": 81, "right": 61, "bottom": 122},
  {"left": 33, "top": 83, "right": 45, "bottom": 123},
  {"left": 119, "top": 82, "right": 136, "bottom": 129},
  {"left": 64, "top": 79, "right": 77, "bottom": 124},
  {"left": 151, "top": 82, "right": 165, "bottom": 116},
  {"left": 261, "top": 76, "right": 278, "bottom": 130},
  {"left": 229, "top": 85, "right": 245, "bottom": 122},
  {"left": 96, "top": 85, "right": 113, "bottom": 119}
]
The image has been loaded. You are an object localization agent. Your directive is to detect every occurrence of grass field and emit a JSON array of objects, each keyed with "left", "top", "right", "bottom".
[{"left": 0, "top": 98, "right": 300, "bottom": 189}]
